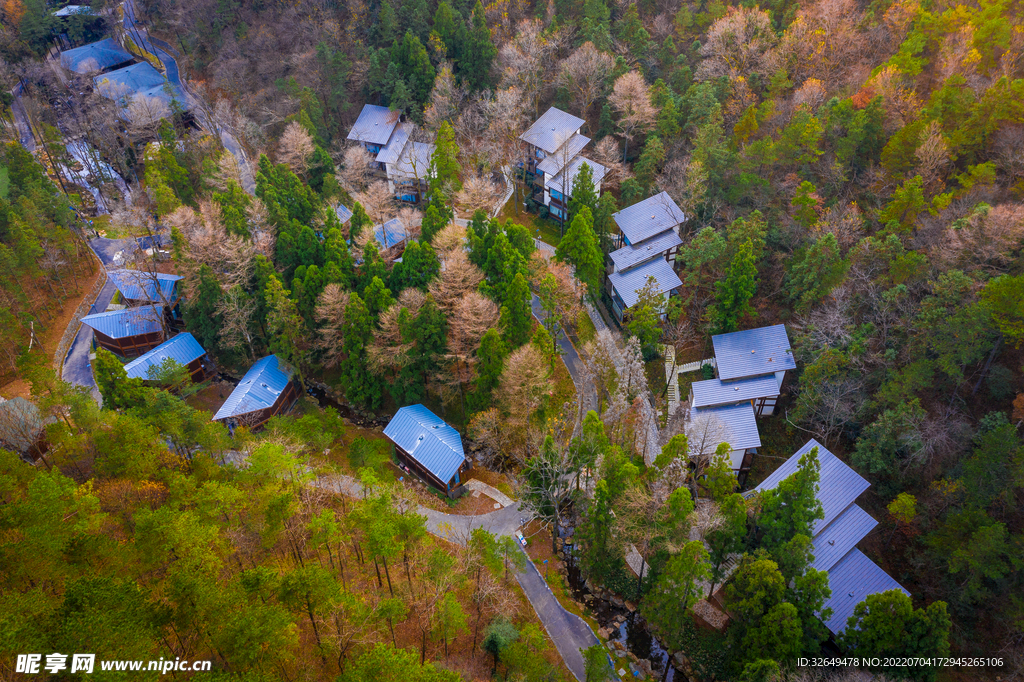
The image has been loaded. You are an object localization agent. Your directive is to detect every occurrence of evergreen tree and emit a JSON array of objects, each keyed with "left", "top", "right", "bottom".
[
  {"left": 264, "top": 276, "right": 309, "bottom": 382},
  {"left": 432, "top": 2, "right": 467, "bottom": 63},
  {"left": 391, "top": 31, "right": 436, "bottom": 107},
  {"left": 634, "top": 136, "right": 665, "bottom": 195},
  {"left": 185, "top": 264, "right": 224, "bottom": 352},
  {"left": 408, "top": 294, "right": 448, "bottom": 398},
  {"left": 462, "top": 2, "right": 497, "bottom": 90},
  {"left": 429, "top": 122, "right": 462, "bottom": 203},
  {"left": 93, "top": 348, "right": 145, "bottom": 410},
  {"left": 350, "top": 201, "right": 372, "bottom": 244},
  {"left": 567, "top": 161, "right": 598, "bottom": 227},
  {"left": 711, "top": 239, "right": 758, "bottom": 333},
  {"left": 401, "top": 0, "right": 432, "bottom": 43},
  {"left": 390, "top": 241, "right": 440, "bottom": 291},
  {"left": 643, "top": 542, "right": 711, "bottom": 648},
  {"left": 341, "top": 293, "right": 385, "bottom": 409},
  {"left": 372, "top": 0, "right": 400, "bottom": 47},
  {"left": 593, "top": 192, "right": 618, "bottom": 256},
  {"left": 363, "top": 276, "right": 395, "bottom": 319},
  {"left": 500, "top": 273, "right": 533, "bottom": 348},
  {"left": 785, "top": 233, "right": 847, "bottom": 314},
  {"left": 472, "top": 327, "right": 505, "bottom": 409},
  {"left": 421, "top": 203, "right": 447, "bottom": 244},
  {"left": 555, "top": 206, "right": 603, "bottom": 297},
  {"left": 757, "top": 446, "right": 823, "bottom": 554},
  {"left": 213, "top": 181, "right": 251, "bottom": 237}
]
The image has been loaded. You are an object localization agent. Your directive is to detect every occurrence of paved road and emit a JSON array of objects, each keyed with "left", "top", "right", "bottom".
[
  {"left": 531, "top": 294, "right": 581, "bottom": 383},
  {"left": 61, "top": 278, "right": 116, "bottom": 405},
  {"left": 310, "top": 471, "right": 597, "bottom": 680},
  {"left": 90, "top": 236, "right": 137, "bottom": 266},
  {"left": 122, "top": 0, "right": 255, "bottom": 193}
]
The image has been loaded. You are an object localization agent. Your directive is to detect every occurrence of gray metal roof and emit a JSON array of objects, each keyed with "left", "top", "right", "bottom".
[
  {"left": 712, "top": 324, "right": 796, "bottom": 381},
  {"left": 375, "top": 122, "right": 411, "bottom": 164},
  {"left": 383, "top": 404, "right": 466, "bottom": 485},
  {"left": 607, "top": 257, "right": 682, "bottom": 309},
  {"left": 755, "top": 439, "right": 870, "bottom": 535},
  {"left": 613, "top": 192, "right": 686, "bottom": 245},
  {"left": 520, "top": 107, "right": 586, "bottom": 153},
  {"left": 213, "top": 355, "right": 294, "bottom": 421},
  {"left": 124, "top": 332, "right": 206, "bottom": 380},
  {"left": 545, "top": 156, "right": 607, "bottom": 193},
  {"left": 373, "top": 218, "right": 408, "bottom": 249},
  {"left": 107, "top": 269, "right": 182, "bottom": 303},
  {"left": 821, "top": 549, "right": 909, "bottom": 635},
  {"left": 93, "top": 62, "right": 185, "bottom": 106},
  {"left": 80, "top": 306, "right": 163, "bottom": 339},
  {"left": 609, "top": 230, "right": 682, "bottom": 272},
  {"left": 810, "top": 504, "right": 878, "bottom": 573},
  {"left": 390, "top": 141, "right": 434, "bottom": 180},
  {"left": 536, "top": 134, "right": 591, "bottom": 176},
  {"left": 690, "top": 403, "right": 761, "bottom": 461},
  {"left": 60, "top": 38, "right": 133, "bottom": 74},
  {"left": 690, "top": 374, "right": 780, "bottom": 409},
  {"left": 54, "top": 4, "right": 96, "bottom": 16},
  {"left": 335, "top": 204, "right": 353, "bottom": 224},
  {"left": 347, "top": 104, "right": 401, "bottom": 146}
]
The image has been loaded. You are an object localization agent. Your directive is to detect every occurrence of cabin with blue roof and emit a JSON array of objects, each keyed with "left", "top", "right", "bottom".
[
  {"left": 123, "top": 333, "right": 211, "bottom": 384},
  {"left": 751, "top": 439, "right": 908, "bottom": 636},
  {"left": 80, "top": 306, "right": 166, "bottom": 357},
  {"left": 383, "top": 405, "right": 470, "bottom": 497},
  {"left": 213, "top": 355, "right": 298, "bottom": 430}
]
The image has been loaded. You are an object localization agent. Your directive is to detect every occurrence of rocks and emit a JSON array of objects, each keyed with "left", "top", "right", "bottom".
[
  {"left": 624, "top": 600, "right": 637, "bottom": 612},
  {"left": 610, "top": 595, "right": 625, "bottom": 608}
]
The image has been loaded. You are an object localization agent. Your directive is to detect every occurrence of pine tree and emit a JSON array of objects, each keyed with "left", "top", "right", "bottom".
[
  {"left": 372, "top": 0, "right": 400, "bottom": 47},
  {"left": 401, "top": 0, "right": 431, "bottom": 42},
  {"left": 93, "top": 348, "right": 145, "bottom": 410},
  {"left": 264, "top": 276, "right": 309, "bottom": 382},
  {"left": 555, "top": 206, "right": 603, "bottom": 297},
  {"left": 341, "top": 293, "right": 385, "bottom": 409},
  {"left": 462, "top": 1, "right": 497, "bottom": 90},
  {"left": 429, "top": 121, "right": 462, "bottom": 202},
  {"left": 391, "top": 31, "right": 436, "bottom": 106},
  {"left": 567, "top": 161, "right": 598, "bottom": 227},
  {"left": 634, "top": 136, "right": 665, "bottom": 195},
  {"left": 432, "top": 2, "right": 467, "bottom": 63},
  {"left": 757, "top": 446, "right": 824, "bottom": 554},
  {"left": 500, "top": 273, "right": 533, "bottom": 349},
  {"left": 185, "top": 264, "right": 224, "bottom": 353},
  {"left": 472, "top": 327, "right": 505, "bottom": 409},
  {"left": 711, "top": 239, "right": 758, "bottom": 333},
  {"left": 421, "top": 203, "right": 447, "bottom": 244}
]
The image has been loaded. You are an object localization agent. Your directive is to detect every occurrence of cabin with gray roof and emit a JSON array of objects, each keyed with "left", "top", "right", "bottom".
[
  {"left": 520, "top": 107, "right": 604, "bottom": 221},
  {"left": 698, "top": 324, "right": 795, "bottom": 416},
  {"left": 80, "top": 306, "right": 166, "bottom": 357},
  {"left": 106, "top": 269, "right": 184, "bottom": 324},
  {"left": 347, "top": 106, "right": 435, "bottom": 203},
  {"left": 93, "top": 62, "right": 187, "bottom": 123},
  {"left": 606, "top": 192, "right": 686, "bottom": 323},
  {"left": 60, "top": 38, "right": 134, "bottom": 76},
  {"left": 372, "top": 218, "right": 409, "bottom": 251},
  {"left": 752, "top": 439, "right": 908, "bottom": 636},
  {"left": 688, "top": 402, "right": 761, "bottom": 474},
  {"left": 383, "top": 404, "right": 470, "bottom": 496},
  {"left": 123, "top": 333, "right": 211, "bottom": 384},
  {"left": 213, "top": 355, "right": 298, "bottom": 430}
]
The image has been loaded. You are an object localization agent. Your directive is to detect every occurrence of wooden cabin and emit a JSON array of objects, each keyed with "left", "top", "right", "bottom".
[
  {"left": 123, "top": 332, "right": 212, "bottom": 384},
  {"left": 80, "top": 306, "right": 165, "bottom": 358},
  {"left": 213, "top": 355, "right": 298, "bottom": 431},
  {"left": 383, "top": 404, "right": 470, "bottom": 497}
]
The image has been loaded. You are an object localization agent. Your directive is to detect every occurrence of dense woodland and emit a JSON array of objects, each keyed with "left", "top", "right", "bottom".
[{"left": 2, "top": 0, "right": 1024, "bottom": 678}]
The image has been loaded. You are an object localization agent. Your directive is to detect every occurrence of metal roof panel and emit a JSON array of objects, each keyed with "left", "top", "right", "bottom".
[
  {"left": 520, "top": 107, "right": 586, "bottom": 153},
  {"left": 609, "top": 230, "right": 682, "bottom": 272},
  {"left": 375, "top": 122, "right": 411, "bottom": 164},
  {"left": 689, "top": 403, "right": 762, "bottom": 461},
  {"left": 60, "top": 38, "right": 133, "bottom": 74},
  {"left": 545, "top": 156, "right": 606, "bottom": 192},
  {"left": 712, "top": 324, "right": 796, "bottom": 380},
  {"left": 373, "top": 218, "right": 408, "bottom": 250},
  {"left": 347, "top": 104, "right": 401, "bottom": 146},
  {"left": 383, "top": 405, "right": 466, "bottom": 484},
  {"left": 607, "top": 258, "right": 682, "bottom": 308},
  {"left": 335, "top": 204, "right": 353, "bottom": 224},
  {"left": 755, "top": 439, "right": 871, "bottom": 535},
  {"left": 80, "top": 306, "right": 163, "bottom": 339},
  {"left": 107, "top": 269, "right": 182, "bottom": 303},
  {"left": 810, "top": 504, "right": 878, "bottom": 573},
  {"left": 213, "top": 355, "right": 294, "bottom": 420},
  {"left": 690, "top": 374, "right": 780, "bottom": 408},
  {"left": 536, "top": 134, "right": 591, "bottom": 176},
  {"left": 821, "top": 549, "right": 909, "bottom": 636},
  {"left": 613, "top": 192, "right": 686, "bottom": 244},
  {"left": 124, "top": 332, "right": 206, "bottom": 379},
  {"left": 390, "top": 141, "right": 434, "bottom": 180}
]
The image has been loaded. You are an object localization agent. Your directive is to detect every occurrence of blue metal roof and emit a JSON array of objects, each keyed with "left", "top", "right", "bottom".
[
  {"left": 613, "top": 192, "right": 686, "bottom": 245},
  {"left": 213, "top": 355, "right": 294, "bottom": 421},
  {"left": 60, "top": 38, "right": 133, "bottom": 74},
  {"left": 821, "top": 549, "right": 909, "bottom": 635},
  {"left": 690, "top": 374, "right": 780, "bottom": 409},
  {"left": 335, "top": 204, "right": 353, "bottom": 224},
  {"left": 374, "top": 122, "right": 411, "bottom": 164},
  {"left": 347, "top": 104, "right": 401, "bottom": 146},
  {"left": 383, "top": 405, "right": 466, "bottom": 485},
  {"left": 536, "top": 133, "right": 591, "bottom": 176},
  {"left": 373, "top": 218, "right": 408, "bottom": 250},
  {"left": 107, "top": 269, "right": 182, "bottom": 303},
  {"left": 810, "top": 504, "right": 878, "bottom": 573},
  {"left": 690, "top": 402, "right": 761, "bottom": 468},
  {"left": 124, "top": 333, "right": 206, "bottom": 380},
  {"left": 80, "top": 306, "right": 163, "bottom": 339},
  {"left": 712, "top": 324, "right": 796, "bottom": 381},
  {"left": 755, "top": 439, "right": 871, "bottom": 536},
  {"left": 608, "top": 257, "right": 683, "bottom": 309},
  {"left": 609, "top": 229, "right": 682, "bottom": 273},
  {"left": 520, "top": 107, "right": 586, "bottom": 153}
]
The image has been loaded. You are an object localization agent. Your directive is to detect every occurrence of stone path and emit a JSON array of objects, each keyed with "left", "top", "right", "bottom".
[
  {"left": 490, "top": 165, "right": 515, "bottom": 218},
  {"left": 677, "top": 357, "right": 716, "bottom": 374},
  {"left": 462, "top": 478, "right": 515, "bottom": 507}
]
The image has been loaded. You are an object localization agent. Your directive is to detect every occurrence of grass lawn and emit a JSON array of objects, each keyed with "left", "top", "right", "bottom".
[{"left": 576, "top": 308, "right": 597, "bottom": 345}]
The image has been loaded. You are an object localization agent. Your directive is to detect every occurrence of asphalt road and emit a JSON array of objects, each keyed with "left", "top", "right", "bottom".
[
  {"left": 531, "top": 293, "right": 582, "bottom": 383},
  {"left": 61, "top": 278, "right": 116, "bottom": 406}
]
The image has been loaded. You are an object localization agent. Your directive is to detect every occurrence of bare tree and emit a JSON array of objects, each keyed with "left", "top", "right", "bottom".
[
  {"left": 336, "top": 145, "right": 375, "bottom": 193},
  {"left": 277, "top": 120, "right": 315, "bottom": 177},
  {"left": 557, "top": 43, "right": 615, "bottom": 126},
  {"left": 812, "top": 202, "right": 864, "bottom": 253},
  {"left": 353, "top": 180, "right": 396, "bottom": 235},
  {"left": 424, "top": 63, "right": 467, "bottom": 132},
  {"left": 432, "top": 223, "right": 469, "bottom": 256},
  {"left": 315, "top": 283, "right": 349, "bottom": 369},
  {"left": 126, "top": 94, "right": 171, "bottom": 140},
  {"left": 696, "top": 7, "right": 781, "bottom": 82},
  {"left": 427, "top": 249, "right": 485, "bottom": 311},
  {"left": 608, "top": 71, "right": 658, "bottom": 161},
  {"left": 780, "top": 0, "right": 865, "bottom": 87},
  {"left": 915, "top": 120, "right": 950, "bottom": 192},
  {"left": 590, "top": 136, "right": 632, "bottom": 190},
  {"left": 498, "top": 20, "right": 558, "bottom": 117},
  {"left": 442, "top": 291, "right": 499, "bottom": 411},
  {"left": 217, "top": 286, "right": 259, "bottom": 361},
  {"left": 454, "top": 174, "right": 502, "bottom": 217}
]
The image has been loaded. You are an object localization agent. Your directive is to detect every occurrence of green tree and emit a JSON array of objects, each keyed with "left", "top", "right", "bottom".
[
  {"left": 185, "top": 264, "right": 224, "bottom": 352},
  {"left": 340, "top": 293, "right": 384, "bottom": 409},
  {"left": 626, "top": 276, "right": 665, "bottom": 356},
  {"left": 567, "top": 161, "right": 598, "bottom": 227},
  {"left": 980, "top": 274, "right": 1024, "bottom": 347},
  {"left": 711, "top": 239, "right": 757, "bottom": 333},
  {"left": 555, "top": 206, "right": 603, "bottom": 297},
  {"left": 499, "top": 272, "right": 532, "bottom": 348},
  {"left": 93, "top": 348, "right": 145, "bottom": 410},
  {"left": 786, "top": 233, "right": 847, "bottom": 314},
  {"left": 634, "top": 136, "right": 665, "bottom": 194},
  {"left": 840, "top": 591, "right": 951, "bottom": 682},
  {"left": 879, "top": 175, "right": 927, "bottom": 233},
  {"left": 790, "top": 181, "right": 819, "bottom": 228},
  {"left": 391, "top": 31, "right": 436, "bottom": 107},
  {"left": 643, "top": 541, "right": 711, "bottom": 647},
  {"left": 757, "top": 445, "right": 823, "bottom": 553},
  {"left": 472, "top": 328, "right": 505, "bottom": 409},
  {"left": 340, "top": 642, "right": 460, "bottom": 681},
  {"left": 264, "top": 276, "right": 309, "bottom": 382},
  {"left": 429, "top": 121, "right": 462, "bottom": 203},
  {"left": 462, "top": 2, "right": 497, "bottom": 90},
  {"left": 482, "top": 618, "right": 519, "bottom": 675},
  {"left": 582, "top": 643, "right": 613, "bottom": 681},
  {"left": 434, "top": 592, "right": 469, "bottom": 659}
]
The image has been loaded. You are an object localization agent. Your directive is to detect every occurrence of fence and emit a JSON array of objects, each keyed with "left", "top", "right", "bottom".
[{"left": 53, "top": 258, "right": 107, "bottom": 373}]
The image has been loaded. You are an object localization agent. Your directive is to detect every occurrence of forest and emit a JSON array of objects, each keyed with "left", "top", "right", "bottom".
[{"left": 2, "top": 0, "right": 1024, "bottom": 678}]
